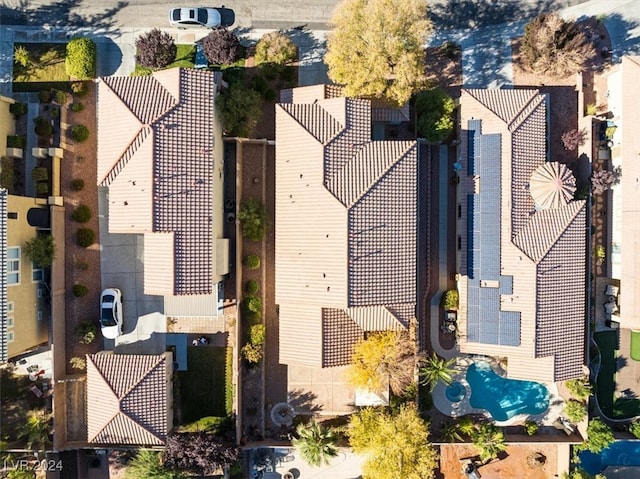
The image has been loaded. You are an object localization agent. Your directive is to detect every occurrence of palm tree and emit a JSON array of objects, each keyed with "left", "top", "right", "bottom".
[
  {"left": 418, "top": 353, "right": 456, "bottom": 391},
  {"left": 18, "top": 410, "right": 52, "bottom": 451},
  {"left": 472, "top": 423, "right": 507, "bottom": 463},
  {"left": 440, "top": 421, "right": 462, "bottom": 443},
  {"left": 125, "top": 450, "right": 184, "bottom": 479},
  {"left": 292, "top": 421, "right": 339, "bottom": 467},
  {"left": 456, "top": 416, "right": 477, "bottom": 438}
]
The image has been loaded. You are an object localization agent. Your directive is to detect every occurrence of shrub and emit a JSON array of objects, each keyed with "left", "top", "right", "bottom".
[
  {"left": 34, "top": 116, "right": 53, "bottom": 137},
  {"left": 585, "top": 103, "right": 597, "bottom": 116},
  {"left": 441, "top": 289, "right": 459, "bottom": 311},
  {"left": 416, "top": 87, "right": 456, "bottom": 142},
  {"left": 71, "top": 81, "right": 88, "bottom": 97},
  {"left": 562, "top": 128, "right": 588, "bottom": 151},
  {"left": 24, "top": 234, "right": 56, "bottom": 267},
  {"left": 13, "top": 45, "right": 30, "bottom": 67},
  {"left": 218, "top": 83, "right": 263, "bottom": 137},
  {"left": 565, "top": 399, "right": 587, "bottom": 423},
  {"left": 70, "top": 102, "right": 84, "bottom": 112},
  {"left": 245, "top": 279, "right": 259, "bottom": 294},
  {"left": 70, "top": 178, "right": 85, "bottom": 191},
  {"left": 244, "top": 254, "right": 261, "bottom": 269},
  {"left": 202, "top": 28, "right": 242, "bottom": 65},
  {"left": 70, "top": 124, "right": 89, "bottom": 142},
  {"left": 75, "top": 320, "right": 96, "bottom": 344},
  {"left": 9, "top": 102, "right": 27, "bottom": 116},
  {"left": 565, "top": 377, "right": 593, "bottom": 401},
  {"left": 72, "top": 284, "right": 88, "bottom": 297},
  {"left": 250, "top": 324, "right": 265, "bottom": 346},
  {"left": 36, "top": 182, "right": 49, "bottom": 196},
  {"left": 76, "top": 227, "right": 96, "bottom": 247},
  {"left": 65, "top": 38, "right": 97, "bottom": 79},
  {"left": 0, "top": 157, "right": 14, "bottom": 192},
  {"left": 38, "top": 90, "right": 51, "bottom": 103},
  {"left": 32, "top": 167, "right": 48, "bottom": 182},
  {"left": 245, "top": 310, "right": 262, "bottom": 324},
  {"left": 254, "top": 31, "right": 297, "bottom": 65},
  {"left": 76, "top": 260, "right": 89, "bottom": 271},
  {"left": 238, "top": 198, "right": 268, "bottom": 241},
  {"left": 6, "top": 135, "right": 25, "bottom": 149},
  {"left": 50, "top": 105, "right": 60, "bottom": 118},
  {"left": 251, "top": 74, "right": 269, "bottom": 95},
  {"left": 630, "top": 421, "right": 640, "bottom": 439},
  {"left": 54, "top": 89, "right": 68, "bottom": 105},
  {"left": 135, "top": 28, "right": 177, "bottom": 69},
  {"left": 71, "top": 204, "right": 91, "bottom": 223},
  {"left": 241, "top": 343, "right": 263, "bottom": 364},
  {"left": 69, "top": 357, "right": 87, "bottom": 371},
  {"left": 524, "top": 420, "right": 539, "bottom": 436},
  {"left": 243, "top": 296, "right": 262, "bottom": 314}
]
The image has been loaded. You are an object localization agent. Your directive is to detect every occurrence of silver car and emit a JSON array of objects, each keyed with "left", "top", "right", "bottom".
[
  {"left": 168, "top": 6, "right": 235, "bottom": 29},
  {"left": 100, "top": 288, "right": 123, "bottom": 339}
]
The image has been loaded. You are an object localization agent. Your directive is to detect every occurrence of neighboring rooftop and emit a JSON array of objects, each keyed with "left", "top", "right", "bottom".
[
  {"left": 458, "top": 88, "right": 587, "bottom": 382},
  {"left": 86, "top": 352, "right": 172, "bottom": 446},
  {"left": 275, "top": 85, "right": 418, "bottom": 368},
  {"left": 97, "top": 68, "right": 224, "bottom": 296}
]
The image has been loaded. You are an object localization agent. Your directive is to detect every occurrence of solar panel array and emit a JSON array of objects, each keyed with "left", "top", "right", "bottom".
[{"left": 466, "top": 122, "right": 521, "bottom": 346}]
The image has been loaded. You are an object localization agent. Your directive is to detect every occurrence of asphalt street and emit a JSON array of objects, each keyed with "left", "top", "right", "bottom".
[{"left": 1, "top": 0, "right": 592, "bottom": 30}]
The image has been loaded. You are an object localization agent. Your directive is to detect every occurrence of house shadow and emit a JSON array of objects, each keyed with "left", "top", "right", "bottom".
[{"left": 596, "top": 13, "right": 640, "bottom": 61}]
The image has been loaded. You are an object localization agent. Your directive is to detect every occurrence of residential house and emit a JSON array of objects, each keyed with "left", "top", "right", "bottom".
[
  {"left": 86, "top": 352, "right": 173, "bottom": 446},
  {"left": 603, "top": 55, "right": 640, "bottom": 329},
  {"left": 2, "top": 191, "right": 50, "bottom": 362},
  {"left": 275, "top": 85, "right": 418, "bottom": 370},
  {"left": 96, "top": 68, "right": 228, "bottom": 298},
  {"left": 457, "top": 89, "right": 587, "bottom": 382}
]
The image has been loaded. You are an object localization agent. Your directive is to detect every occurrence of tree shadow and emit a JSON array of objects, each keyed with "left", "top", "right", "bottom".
[
  {"left": 1, "top": 0, "right": 128, "bottom": 30},
  {"left": 596, "top": 13, "right": 640, "bottom": 61},
  {"left": 428, "top": 0, "right": 560, "bottom": 31},
  {"left": 288, "top": 388, "right": 322, "bottom": 413}
]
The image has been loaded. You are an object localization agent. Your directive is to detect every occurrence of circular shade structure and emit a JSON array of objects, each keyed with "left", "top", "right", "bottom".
[{"left": 529, "top": 162, "right": 576, "bottom": 210}]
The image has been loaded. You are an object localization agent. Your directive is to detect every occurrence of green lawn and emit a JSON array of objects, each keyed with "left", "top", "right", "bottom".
[
  {"left": 132, "top": 44, "right": 196, "bottom": 76},
  {"left": 595, "top": 330, "right": 640, "bottom": 418},
  {"left": 13, "top": 43, "right": 69, "bottom": 85},
  {"left": 178, "top": 346, "right": 228, "bottom": 424},
  {"left": 631, "top": 330, "right": 640, "bottom": 361}
]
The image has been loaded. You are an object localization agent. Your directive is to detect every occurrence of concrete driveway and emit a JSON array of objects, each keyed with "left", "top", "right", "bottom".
[{"left": 98, "top": 186, "right": 164, "bottom": 350}]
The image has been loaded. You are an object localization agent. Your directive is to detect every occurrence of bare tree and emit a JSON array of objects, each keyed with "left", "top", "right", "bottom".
[
  {"left": 561, "top": 128, "right": 588, "bottom": 151},
  {"left": 520, "top": 13, "right": 595, "bottom": 78},
  {"left": 591, "top": 169, "right": 615, "bottom": 195}
]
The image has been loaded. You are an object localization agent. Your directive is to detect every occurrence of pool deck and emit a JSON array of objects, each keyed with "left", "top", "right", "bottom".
[{"left": 432, "top": 357, "right": 565, "bottom": 427}]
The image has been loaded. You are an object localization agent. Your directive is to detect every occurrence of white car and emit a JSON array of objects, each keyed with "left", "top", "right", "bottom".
[
  {"left": 100, "top": 288, "right": 123, "bottom": 339},
  {"left": 168, "top": 6, "right": 235, "bottom": 29}
]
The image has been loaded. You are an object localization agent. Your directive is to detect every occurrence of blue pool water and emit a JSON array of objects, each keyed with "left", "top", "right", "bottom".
[
  {"left": 466, "top": 362, "right": 550, "bottom": 421},
  {"left": 579, "top": 441, "right": 640, "bottom": 474},
  {"left": 446, "top": 381, "right": 466, "bottom": 402}
]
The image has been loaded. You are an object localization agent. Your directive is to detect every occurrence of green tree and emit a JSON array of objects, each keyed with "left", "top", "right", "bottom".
[
  {"left": 325, "top": 0, "right": 432, "bottom": 107},
  {"left": 630, "top": 420, "right": 640, "bottom": 439},
  {"left": 583, "top": 418, "right": 614, "bottom": 453},
  {"left": 237, "top": 198, "right": 268, "bottom": 241},
  {"left": 418, "top": 353, "right": 456, "bottom": 392},
  {"left": 471, "top": 422, "right": 507, "bottom": 463},
  {"left": 18, "top": 410, "right": 52, "bottom": 451},
  {"left": 415, "top": 88, "right": 455, "bottom": 142},
  {"left": 125, "top": 449, "right": 184, "bottom": 479},
  {"left": 65, "top": 37, "right": 97, "bottom": 79},
  {"left": 23, "top": 234, "right": 56, "bottom": 268},
  {"left": 524, "top": 420, "right": 539, "bottom": 436},
  {"left": 440, "top": 421, "right": 462, "bottom": 443},
  {"left": 565, "top": 399, "right": 587, "bottom": 423},
  {"left": 254, "top": 31, "right": 297, "bottom": 65},
  {"left": 292, "top": 421, "right": 339, "bottom": 467},
  {"left": 520, "top": 13, "right": 595, "bottom": 78},
  {"left": 345, "top": 330, "right": 417, "bottom": 395},
  {"left": 13, "top": 45, "right": 32, "bottom": 68},
  {"left": 456, "top": 416, "right": 476, "bottom": 438},
  {"left": 218, "top": 83, "right": 263, "bottom": 137},
  {"left": 348, "top": 405, "right": 438, "bottom": 479},
  {"left": 565, "top": 377, "right": 592, "bottom": 401}
]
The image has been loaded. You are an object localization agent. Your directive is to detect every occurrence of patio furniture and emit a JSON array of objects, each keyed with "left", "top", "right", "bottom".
[
  {"left": 30, "top": 385, "right": 43, "bottom": 398},
  {"left": 604, "top": 301, "right": 619, "bottom": 315},
  {"left": 605, "top": 284, "right": 619, "bottom": 297}
]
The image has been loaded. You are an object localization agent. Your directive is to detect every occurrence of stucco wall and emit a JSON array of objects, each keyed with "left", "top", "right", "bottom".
[{"left": 0, "top": 95, "right": 16, "bottom": 155}]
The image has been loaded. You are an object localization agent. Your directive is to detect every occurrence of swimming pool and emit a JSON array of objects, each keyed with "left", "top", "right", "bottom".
[
  {"left": 579, "top": 441, "right": 640, "bottom": 474},
  {"left": 466, "top": 362, "right": 550, "bottom": 421}
]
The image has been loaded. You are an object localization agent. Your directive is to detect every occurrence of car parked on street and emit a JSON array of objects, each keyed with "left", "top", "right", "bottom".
[
  {"left": 100, "top": 288, "right": 123, "bottom": 339},
  {"left": 168, "top": 6, "right": 235, "bottom": 28}
]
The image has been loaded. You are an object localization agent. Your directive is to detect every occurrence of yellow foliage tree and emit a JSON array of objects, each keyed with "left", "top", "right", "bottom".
[
  {"left": 345, "top": 330, "right": 417, "bottom": 395},
  {"left": 348, "top": 405, "right": 438, "bottom": 479},
  {"left": 325, "top": 0, "right": 432, "bottom": 107}
]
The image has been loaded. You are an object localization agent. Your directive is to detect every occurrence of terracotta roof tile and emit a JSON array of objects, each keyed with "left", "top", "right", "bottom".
[
  {"left": 465, "top": 88, "right": 540, "bottom": 124},
  {"left": 322, "top": 308, "right": 363, "bottom": 367},
  {"left": 86, "top": 353, "right": 169, "bottom": 445}
]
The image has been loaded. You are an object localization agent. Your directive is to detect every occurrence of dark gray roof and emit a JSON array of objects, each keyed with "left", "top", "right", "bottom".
[
  {"left": 321, "top": 308, "right": 363, "bottom": 367},
  {"left": 0, "top": 190, "right": 6, "bottom": 363}
]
